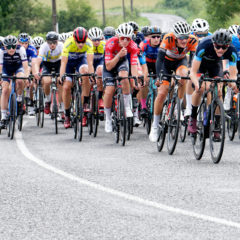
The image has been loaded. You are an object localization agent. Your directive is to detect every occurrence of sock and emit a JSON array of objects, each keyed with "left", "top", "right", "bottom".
[
  {"left": 104, "top": 107, "right": 111, "bottom": 121},
  {"left": 84, "top": 96, "right": 89, "bottom": 104},
  {"left": 99, "top": 91, "right": 103, "bottom": 99},
  {"left": 141, "top": 98, "right": 147, "bottom": 109},
  {"left": 152, "top": 115, "right": 160, "bottom": 128},
  {"left": 1, "top": 110, "right": 7, "bottom": 120},
  {"left": 191, "top": 105, "right": 198, "bottom": 119},
  {"left": 123, "top": 94, "right": 131, "bottom": 108},
  {"left": 17, "top": 95, "right": 22, "bottom": 102},
  {"left": 186, "top": 94, "right": 192, "bottom": 110},
  {"left": 45, "top": 94, "right": 51, "bottom": 102},
  {"left": 65, "top": 108, "right": 70, "bottom": 117}
]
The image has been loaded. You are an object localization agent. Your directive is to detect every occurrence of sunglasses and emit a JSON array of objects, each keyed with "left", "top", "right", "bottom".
[
  {"left": 92, "top": 39, "right": 101, "bottom": 42},
  {"left": 76, "top": 40, "right": 86, "bottom": 44},
  {"left": 177, "top": 35, "right": 189, "bottom": 40},
  {"left": 6, "top": 45, "right": 17, "bottom": 50},
  {"left": 119, "top": 37, "right": 131, "bottom": 41},
  {"left": 19, "top": 38, "right": 29, "bottom": 43},
  {"left": 47, "top": 40, "right": 58, "bottom": 45},
  {"left": 151, "top": 35, "right": 161, "bottom": 39},
  {"left": 214, "top": 44, "right": 229, "bottom": 50}
]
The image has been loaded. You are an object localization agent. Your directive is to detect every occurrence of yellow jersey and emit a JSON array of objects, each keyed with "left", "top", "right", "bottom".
[
  {"left": 92, "top": 40, "right": 105, "bottom": 60},
  {"left": 62, "top": 37, "right": 94, "bottom": 60}
]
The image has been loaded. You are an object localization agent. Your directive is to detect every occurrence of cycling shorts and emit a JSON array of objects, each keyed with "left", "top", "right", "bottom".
[
  {"left": 2, "top": 65, "right": 24, "bottom": 83},
  {"left": 42, "top": 60, "right": 61, "bottom": 75},
  {"left": 93, "top": 58, "right": 103, "bottom": 70},
  {"left": 198, "top": 59, "right": 223, "bottom": 78},
  {"left": 103, "top": 57, "right": 129, "bottom": 87},
  {"left": 147, "top": 61, "right": 156, "bottom": 74}
]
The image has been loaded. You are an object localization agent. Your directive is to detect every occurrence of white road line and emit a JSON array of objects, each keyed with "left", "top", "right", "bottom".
[{"left": 15, "top": 127, "right": 240, "bottom": 229}]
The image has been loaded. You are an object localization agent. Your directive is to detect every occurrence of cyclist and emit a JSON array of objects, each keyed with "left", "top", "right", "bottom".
[
  {"left": 187, "top": 29, "right": 238, "bottom": 136},
  {"left": 103, "top": 23, "right": 139, "bottom": 133},
  {"left": 33, "top": 31, "right": 64, "bottom": 118},
  {"left": 141, "top": 26, "right": 150, "bottom": 40},
  {"left": 0, "top": 35, "right": 28, "bottom": 129},
  {"left": 128, "top": 21, "right": 144, "bottom": 46},
  {"left": 88, "top": 27, "right": 105, "bottom": 112},
  {"left": 103, "top": 26, "right": 116, "bottom": 41},
  {"left": 149, "top": 21, "right": 198, "bottom": 142},
  {"left": 139, "top": 25, "right": 162, "bottom": 118},
  {"left": 18, "top": 33, "right": 38, "bottom": 115},
  {"left": 223, "top": 25, "right": 240, "bottom": 110},
  {"left": 185, "top": 18, "right": 211, "bottom": 117},
  {"left": 32, "top": 36, "right": 45, "bottom": 54},
  {"left": 60, "top": 27, "right": 94, "bottom": 128}
]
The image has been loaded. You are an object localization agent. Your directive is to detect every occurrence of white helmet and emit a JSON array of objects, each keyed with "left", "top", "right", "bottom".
[
  {"left": 173, "top": 21, "right": 191, "bottom": 37},
  {"left": 88, "top": 27, "right": 103, "bottom": 40},
  {"left": 59, "top": 33, "right": 68, "bottom": 42},
  {"left": 228, "top": 25, "right": 239, "bottom": 35},
  {"left": 117, "top": 23, "right": 133, "bottom": 38},
  {"left": 32, "top": 36, "right": 45, "bottom": 48},
  {"left": 191, "top": 18, "right": 209, "bottom": 33}
]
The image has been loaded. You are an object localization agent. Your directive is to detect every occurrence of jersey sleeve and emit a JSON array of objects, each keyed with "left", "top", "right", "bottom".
[
  {"left": 30, "top": 45, "right": 38, "bottom": 58},
  {"left": 86, "top": 40, "right": 94, "bottom": 54},
  {"left": 104, "top": 40, "right": 114, "bottom": 63},
  {"left": 160, "top": 34, "right": 173, "bottom": 50},
  {"left": 188, "top": 36, "right": 198, "bottom": 52},
  {"left": 194, "top": 44, "right": 205, "bottom": 62},
  {"left": 62, "top": 39, "right": 72, "bottom": 58},
  {"left": 227, "top": 47, "right": 237, "bottom": 66},
  {"left": 129, "top": 42, "right": 139, "bottom": 65},
  {"left": 20, "top": 46, "right": 27, "bottom": 61}
]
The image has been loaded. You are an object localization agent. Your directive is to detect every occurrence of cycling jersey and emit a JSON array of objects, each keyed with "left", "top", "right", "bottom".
[
  {"left": 0, "top": 45, "right": 27, "bottom": 71},
  {"left": 140, "top": 39, "right": 159, "bottom": 63},
  {"left": 231, "top": 35, "right": 240, "bottom": 61},
  {"left": 92, "top": 40, "right": 105, "bottom": 60},
  {"left": 194, "top": 36, "right": 237, "bottom": 66},
  {"left": 133, "top": 32, "right": 144, "bottom": 46},
  {"left": 26, "top": 44, "right": 38, "bottom": 62},
  {"left": 39, "top": 42, "right": 63, "bottom": 63},
  {"left": 62, "top": 37, "right": 93, "bottom": 61},
  {"left": 160, "top": 33, "right": 198, "bottom": 61},
  {"left": 105, "top": 37, "right": 138, "bottom": 65}
]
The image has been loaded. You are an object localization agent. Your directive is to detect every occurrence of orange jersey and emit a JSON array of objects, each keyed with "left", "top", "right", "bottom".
[{"left": 160, "top": 33, "right": 198, "bottom": 61}]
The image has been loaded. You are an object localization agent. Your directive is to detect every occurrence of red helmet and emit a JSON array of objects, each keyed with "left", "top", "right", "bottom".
[{"left": 73, "top": 27, "right": 88, "bottom": 43}]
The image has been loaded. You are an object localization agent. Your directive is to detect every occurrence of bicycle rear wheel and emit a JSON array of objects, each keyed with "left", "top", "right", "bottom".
[
  {"left": 119, "top": 94, "right": 126, "bottom": 146},
  {"left": 227, "top": 109, "right": 236, "bottom": 141},
  {"left": 179, "top": 103, "right": 187, "bottom": 142},
  {"left": 8, "top": 93, "right": 16, "bottom": 140},
  {"left": 167, "top": 97, "right": 180, "bottom": 155},
  {"left": 209, "top": 98, "right": 225, "bottom": 164},
  {"left": 145, "top": 95, "right": 152, "bottom": 135},
  {"left": 77, "top": 92, "right": 83, "bottom": 142},
  {"left": 157, "top": 101, "right": 167, "bottom": 152},
  {"left": 39, "top": 87, "right": 44, "bottom": 128},
  {"left": 192, "top": 101, "right": 206, "bottom": 160},
  {"left": 18, "top": 95, "right": 24, "bottom": 131}
]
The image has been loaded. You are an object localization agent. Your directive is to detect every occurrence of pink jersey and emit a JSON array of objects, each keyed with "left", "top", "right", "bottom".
[{"left": 105, "top": 37, "right": 139, "bottom": 65}]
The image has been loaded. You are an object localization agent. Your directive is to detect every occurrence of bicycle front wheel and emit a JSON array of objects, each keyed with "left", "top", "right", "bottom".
[
  {"left": 167, "top": 97, "right": 180, "bottom": 155},
  {"left": 157, "top": 101, "right": 167, "bottom": 152},
  {"left": 119, "top": 94, "right": 126, "bottom": 146},
  {"left": 92, "top": 91, "right": 99, "bottom": 138},
  {"left": 8, "top": 93, "right": 16, "bottom": 140},
  {"left": 53, "top": 91, "right": 58, "bottom": 134},
  {"left": 209, "top": 98, "right": 225, "bottom": 164}
]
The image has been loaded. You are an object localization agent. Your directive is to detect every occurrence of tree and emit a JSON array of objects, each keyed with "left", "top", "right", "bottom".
[
  {"left": 205, "top": 0, "right": 240, "bottom": 30},
  {"left": 58, "top": 0, "right": 99, "bottom": 32}
]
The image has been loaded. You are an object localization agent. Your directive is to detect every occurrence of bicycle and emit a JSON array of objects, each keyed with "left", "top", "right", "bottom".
[
  {"left": 157, "top": 73, "right": 190, "bottom": 155},
  {"left": 144, "top": 73, "right": 158, "bottom": 135},
  {"left": 0, "top": 75, "right": 29, "bottom": 139},
  {"left": 191, "top": 75, "right": 237, "bottom": 164},
  {"left": 41, "top": 72, "right": 60, "bottom": 134},
  {"left": 34, "top": 75, "right": 44, "bottom": 128},
  {"left": 225, "top": 76, "right": 240, "bottom": 141}
]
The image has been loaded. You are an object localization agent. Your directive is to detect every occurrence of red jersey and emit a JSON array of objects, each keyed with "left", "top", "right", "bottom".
[{"left": 105, "top": 37, "right": 138, "bottom": 65}]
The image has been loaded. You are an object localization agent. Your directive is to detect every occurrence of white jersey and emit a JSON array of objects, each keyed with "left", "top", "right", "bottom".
[{"left": 38, "top": 42, "right": 63, "bottom": 63}]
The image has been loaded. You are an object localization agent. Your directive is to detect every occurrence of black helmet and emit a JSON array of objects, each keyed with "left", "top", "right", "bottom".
[
  {"left": 212, "top": 29, "right": 232, "bottom": 45},
  {"left": 128, "top": 21, "right": 139, "bottom": 32},
  {"left": 4, "top": 35, "right": 17, "bottom": 46},
  {"left": 103, "top": 26, "right": 115, "bottom": 37},
  {"left": 141, "top": 26, "right": 150, "bottom": 36},
  {"left": 18, "top": 33, "right": 30, "bottom": 43},
  {"left": 46, "top": 31, "right": 59, "bottom": 41},
  {"left": 149, "top": 26, "right": 162, "bottom": 35}
]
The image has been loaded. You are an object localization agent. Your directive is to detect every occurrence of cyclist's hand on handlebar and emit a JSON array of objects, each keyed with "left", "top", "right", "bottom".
[
  {"left": 231, "top": 83, "right": 239, "bottom": 94},
  {"left": 34, "top": 72, "right": 40, "bottom": 81},
  {"left": 223, "top": 70, "right": 230, "bottom": 79}
]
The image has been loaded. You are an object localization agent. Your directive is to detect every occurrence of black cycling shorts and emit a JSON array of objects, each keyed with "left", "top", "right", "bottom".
[{"left": 42, "top": 60, "right": 61, "bottom": 75}]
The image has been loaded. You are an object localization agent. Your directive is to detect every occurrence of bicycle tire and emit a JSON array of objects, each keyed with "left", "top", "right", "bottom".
[
  {"left": 18, "top": 95, "right": 24, "bottom": 131},
  {"left": 77, "top": 92, "right": 83, "bottom": 142},
  {"left": 126, "top": 117, "right": 131, "bottom": 140},
  {"left": 179, "top": 103, "right": 187, "bottom": 142},
  {"left": 52, "top": 90, "right": 58, "bottom": 134},
  {"left": 93, "top": 92, "right": 99, "bottom": 138},
  {"left": 35, "top": 87, "right": 40, "bottom": 127},
  {"left": 73, "top": 92, "right": 78, "bottom": 139},
  {"left": 119, "top": 94, "right": 126, "bottom": 146},
  {"left": 227, "top": 109, "right": 236, "bottom": 141},
  {"left": 8, "top": 93, "right": 16, "bottom": 140},
  {"left": 167, "top": 97, "right": 180, "bottom": 155},
  {"left": 112, "top": 98, "right": 119, "bottom": 144},
  {"left": 157, "top": 101, "right": 167, "bottom": 152},
  {"left": 39, "top": 87, "right": 44, "bottom": 128},
  {"left": 145, "top": 95, "right": 152, "bottom": 135},
  {"left": 209, "top": 98, "right": 225, "bottom": 164},
  {"left": 192, "top": 101, "right": 206, "bottom": 160}
]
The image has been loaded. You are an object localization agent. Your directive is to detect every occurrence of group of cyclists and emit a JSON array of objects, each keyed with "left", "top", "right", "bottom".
[{"left": 0, "top": 18, "right": 240, "bottom": 157}]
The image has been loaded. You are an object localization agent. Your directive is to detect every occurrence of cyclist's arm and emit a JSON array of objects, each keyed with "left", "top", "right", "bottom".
[
  {"left": 0, "top": 50, "right": 3, "bottom": 74},
  {"left": 0, "top": 64, "right": 2, "bottom": 75},
  {"left": 60, "top": 56, "right": 68, "bottom": 78},
  {"left": 190, "top": 58, "right": 201, "bottom": 90},
  {"left": 22, "top": 61, "right": 29, "bottom": 77},
  {"left": 87, "top": 53, "right": 94, "bottom": 74},
  {"left": 131, "top": 64, "right": 138, "bottom": 79},
  {"left": 141, "top": 63, "right": 149, "bottom": 84},
  {"left": 156, "top": 48, "right": 166, "bottom": 75},
  {"left": 105, "top": 53, "right": 121, "bottom": 71}
]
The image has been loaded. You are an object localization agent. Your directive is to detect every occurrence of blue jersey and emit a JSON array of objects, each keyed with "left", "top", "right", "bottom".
[
  {"left": 140, "top": 39, "right": 159, "bottom": 63},
  {"left": 26, "top": 44, "right": 38, "bottom": 62},
  {"left": 194, "top": 36, "right": 237, "bottom": 66},
  {"left": 231, "top": 35, "right": 240, "bottom": 61}
]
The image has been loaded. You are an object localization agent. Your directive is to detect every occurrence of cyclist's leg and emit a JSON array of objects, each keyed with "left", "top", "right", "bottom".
[{"left": 1, "top": 76, "right": 10, "bottom": 123}]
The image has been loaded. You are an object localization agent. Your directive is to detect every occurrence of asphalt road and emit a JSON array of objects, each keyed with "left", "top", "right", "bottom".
[{"left": 1, "top": 14, "right": 240, "bottom": 240}]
